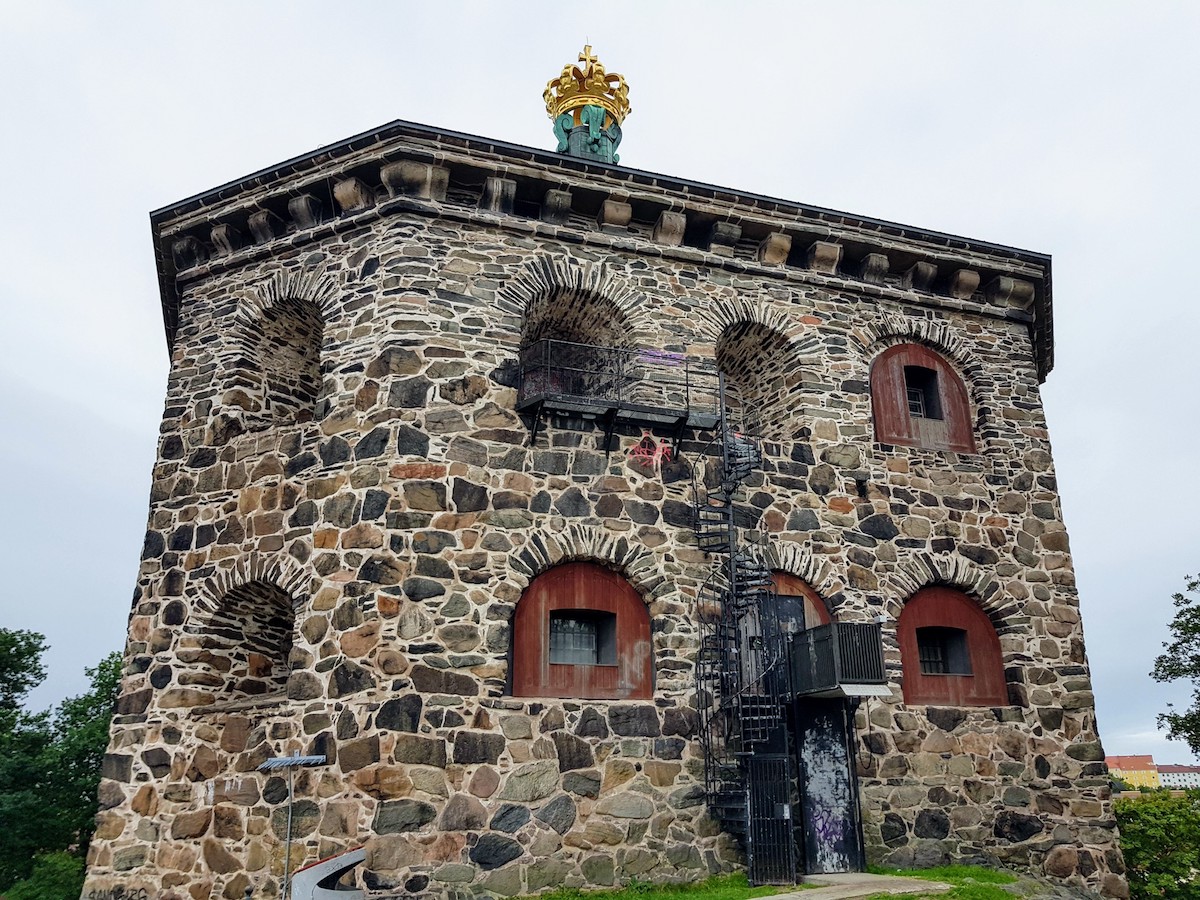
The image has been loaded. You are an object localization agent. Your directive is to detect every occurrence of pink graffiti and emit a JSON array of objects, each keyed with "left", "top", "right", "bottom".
[{"left": 628, "top": 432, "right": 673, "bottom": 465}]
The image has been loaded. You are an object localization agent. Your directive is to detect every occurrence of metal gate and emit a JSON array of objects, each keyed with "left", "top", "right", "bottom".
[{"left": 746, "top": 754, "right": 797, "bottom": 884}]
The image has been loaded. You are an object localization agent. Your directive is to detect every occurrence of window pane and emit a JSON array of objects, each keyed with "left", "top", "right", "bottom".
[
  {"left": 904, "top": 365, "right": 942, "bottom": 420},
  {"left": 550, "top": 614, "right": 599, "bottom": 664},
  {"left": 918, "top": 632, "right": 948, "bottom": 674},
  {"left": 916, "top": 626, "right": 971, "bottom": 675},
  {"left": 907, "top": 386, "right": 926, "bottom": 418}
]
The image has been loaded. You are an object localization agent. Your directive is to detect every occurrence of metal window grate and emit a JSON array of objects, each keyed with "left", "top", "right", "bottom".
[
  {"left": 904, "top": 365, "right": 942, "bottom": 420},
  {"left": 550, "top": 615, "right": 599, "bottom": 664},
  {"left": 917, "top": 626, "right": 971, "bottom": 675},
  {"left": 907, "top": 386, "right": 926, "bottom": 418},
  {"left": 918, "top": 635, "right": 947, "bottom": 674}
]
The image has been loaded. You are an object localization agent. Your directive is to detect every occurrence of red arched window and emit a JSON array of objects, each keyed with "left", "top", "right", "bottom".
[
  {"left": 897, "top": 587, "right": 1007, "bottom": 707},
  {"left": 870, "top": 343, "right": 975, "bottom": 452},
  {"left": 771, "top": 572, "right": 831, "bottom": 632},
  {"left": 511, "top": 562, "right": 652, "bottom": 700}
]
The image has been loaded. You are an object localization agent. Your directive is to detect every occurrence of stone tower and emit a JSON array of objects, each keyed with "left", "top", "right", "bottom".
[{"left": 82, "top": 47, "right": 1126, "bottom": 900}]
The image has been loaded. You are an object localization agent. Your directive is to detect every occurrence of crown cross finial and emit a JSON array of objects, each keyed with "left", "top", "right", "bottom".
[{"left": 544, "top": 45, "right": 630, "bottom": 164}]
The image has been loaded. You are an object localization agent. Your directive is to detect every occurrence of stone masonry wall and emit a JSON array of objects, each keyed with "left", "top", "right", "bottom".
[{"left": 83, "top": 156, "right": 1124, "bottom": 899}]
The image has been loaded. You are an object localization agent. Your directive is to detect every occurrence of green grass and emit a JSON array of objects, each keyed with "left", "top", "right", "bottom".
[
  {"left": 541, "top": 872, "right": 786, "bottom": 900},
  {"left": 865, "top": 865, "right": 1018, "bottom": 900}
]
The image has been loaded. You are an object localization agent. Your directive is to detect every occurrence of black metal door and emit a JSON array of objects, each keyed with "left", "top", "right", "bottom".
[
  {"left": 746, "top": 753, "right": 797, "bottom": 884},
  {"left": 795, "top": 699, "right": 865, "bottom": 874}
]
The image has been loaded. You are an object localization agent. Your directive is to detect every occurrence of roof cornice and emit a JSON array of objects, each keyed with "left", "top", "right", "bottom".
[{"left": 150, "top": 118, "right": 1053, "bottom": 379}]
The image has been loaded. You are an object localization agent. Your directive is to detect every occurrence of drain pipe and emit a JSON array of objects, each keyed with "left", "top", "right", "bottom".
[{"left": 258, "top": 751, "right": 328, "bottom": 899}]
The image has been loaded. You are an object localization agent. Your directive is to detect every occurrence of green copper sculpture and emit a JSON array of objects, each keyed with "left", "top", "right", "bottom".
[
  {"left": 553, "top": 105, "right": 623, "bottom": 163},
  {"left": 544, "top": 46, "right": 631, "bottom": 165}
]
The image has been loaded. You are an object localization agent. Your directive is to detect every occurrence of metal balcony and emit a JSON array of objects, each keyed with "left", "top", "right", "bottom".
[
  {"left": 789, "top": 622, "right": 889, "bottom": 699},
  {"left": 516, "top": 339, "right": 721, "bottom": 442}
]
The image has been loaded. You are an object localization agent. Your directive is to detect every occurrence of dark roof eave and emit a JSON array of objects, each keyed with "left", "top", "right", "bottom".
[{"left": 148, "top": 118, "right": 1055, "bottom": 375}]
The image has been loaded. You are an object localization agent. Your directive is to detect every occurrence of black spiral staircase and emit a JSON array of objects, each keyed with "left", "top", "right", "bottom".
[{"left": 692, "top": 386, "right": 798, "bottom": 885}]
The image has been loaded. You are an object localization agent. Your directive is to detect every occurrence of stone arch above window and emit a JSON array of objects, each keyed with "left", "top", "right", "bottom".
[
  {"left": 219, "top": 296, "right": 326, "bottom": 429},
  {"left": 871, "top": 343, "right": 975, "bottom": 452},
  {"left": 253, "top": 297, "right": 325, "bottom": 424},
  {"left": 189, "top": 580, "right": 298, "bottom": 698},
  {"left": 510, "top": 561, "right": 652, "bottom": 700},
  {"left": 715, "top": 321, "right": 804, "bottom": 441},
  {"left": 499, "top": 256, "right": 648, "bottom": 350},
  {"left": 897, "top": 586, "right": 1007, "bottom": 707},
  {"left": 771, "top": 571, "right": 831, "bottom": 632}
]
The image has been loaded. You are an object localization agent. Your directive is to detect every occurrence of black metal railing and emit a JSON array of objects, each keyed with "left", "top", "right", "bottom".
[
  {"left": 789, "top": 622, "right": 886, "bottom": 696},
  {"left": 691, "top": 383, "right": 797, "bottom": 885},
  {"left": 517, "top": 339, "right": 720, "bottom": 426}
]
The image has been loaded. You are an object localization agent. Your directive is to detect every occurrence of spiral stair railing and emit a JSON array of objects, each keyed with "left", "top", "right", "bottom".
[{"left": 691, "top": 378, "right": 797, "bottom": 884}]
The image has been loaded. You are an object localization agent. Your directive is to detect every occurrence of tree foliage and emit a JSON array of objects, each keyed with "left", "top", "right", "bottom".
[
  {"left": 0, "top": 628, "right": 120, "bottom": 893},
  {"left": 1115, "top": 791, "right": 1200, "bottom": 900},
  {"left": 4, "top": 851, "right": 85, "bottom": 900},
  {"left": 0, "top": 629, "right": 47, "bottom": 712},
  {"left": 1152, "top": 575, "right": 1200, "bottom": 753}
]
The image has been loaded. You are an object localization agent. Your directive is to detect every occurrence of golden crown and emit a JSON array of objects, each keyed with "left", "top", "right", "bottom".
[{"left": 544, "top": 45, "right": 631, "bottom": 126}]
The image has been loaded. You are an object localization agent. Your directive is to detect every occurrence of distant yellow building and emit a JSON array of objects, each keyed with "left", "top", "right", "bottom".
[{"left": 1106, "top": 755, "right": 1161, "bottom": 788}]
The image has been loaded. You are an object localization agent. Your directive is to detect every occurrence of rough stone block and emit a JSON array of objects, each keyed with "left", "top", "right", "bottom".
[
  {"left": 807, "top": 240, "right": 842, "bottom": 273},
  {"left": 987, "top": 275, "right": 1036, "bottom": 309},
  {"left": 469, "top": 833, "right": 523, "bottom": 870},
  {"left": 903, "top": 260, "right": 938, "bottom": 291},
  {"left": 949, "top": 268, "right": 981, "bottom": 299},
  {"left": 374, "top": 799, "right": 437, "bottom": 834},
  {"left": 595, "top": 792, "right": 654, "bottom": 818},
  {"left": 288, "top": 194, "right": 323, "bottom": 229},
  {"left": 757, "top": 232, "right": 791, "bottom": 265},
  {"left": 608, "top": 704, "right": 660, "bottom": 736},
  {"left": 481, "top": 177, "right": 516, "bottom": 215},
  {"left": 708, "top": 221, "right": 741, "bottom": 256},
  {"left": 541, "top": 189, "right": 572, "bottom": 224},
  {"left": 598, "top": 198, "right": 632, "bottom": 228},
  {"left": 246, "top": 209, "right": 283, "bottom": 243},
  {"left": 170, "top": 236, "right": 206, "bottom": 270},
  {"left": 334, "top": 177, "right": 375, "bottom": 214},
  {"left": 210, "top": 224, "right": 241, "bottom": 256},
  {"left": 498, "top": 760, "right": 558, "bottom": 802},
  {"left": 380, "top": 160, "right": 448, "bottom": 201},
  {"left": 860, "top": 252, "right": 889, "bottom": 283},
  {"left": 170, "top": 808, "right": 212, "bottom": 839},
  {"left": 653, "top": 210, "right": 685, "bottom": 245}
]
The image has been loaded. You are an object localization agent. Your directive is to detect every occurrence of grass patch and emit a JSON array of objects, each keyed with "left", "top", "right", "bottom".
[
  {"left": 541, "top": 872, "right": 785, "bottom": 900},
  {"left": 865, "top": 865, "right": 1017, "bottom": 900}
]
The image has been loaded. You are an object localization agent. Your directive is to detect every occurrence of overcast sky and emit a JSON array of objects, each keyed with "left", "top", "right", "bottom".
[{"left": 1, "top": 1, "right": 1197, "bottom": 762}]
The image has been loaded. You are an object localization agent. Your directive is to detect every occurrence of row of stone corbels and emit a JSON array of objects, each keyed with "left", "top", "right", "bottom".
[{"left": 169, "top": 157, "right": 1036, "bottom": 314}]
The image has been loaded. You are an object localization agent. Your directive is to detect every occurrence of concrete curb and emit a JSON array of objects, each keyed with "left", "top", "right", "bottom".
[{"left": 772, "top": 873, "right": 952, "bottom": 899}]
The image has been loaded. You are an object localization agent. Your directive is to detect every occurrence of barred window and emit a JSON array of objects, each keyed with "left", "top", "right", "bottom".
[
  {"left": 904, "top": 366, "right": 942, "bottom": 420},
  {"left": 898, "top": 587, "right": 1007, "bottom": 707},
  {"left": 549, "top": 611, "right": 616, "bottom": 665},
  {"left": 916, "top": 626, "right": 970, "bottom": 675},
  {"left": 511, "top": 562, "right": 651, "bottom": 700}
]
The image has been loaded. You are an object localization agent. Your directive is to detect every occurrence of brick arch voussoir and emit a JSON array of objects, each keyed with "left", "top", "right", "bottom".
[
  {"left": 503, "top": 524, "right": 671, "bottom": 609},
  {"left": 192, "top": 551, "right": 311, "bottom": 621},
  {"left": 235, "top": 266, "right": 339, "bottom": 325},
  {"left": 497, "top": 254, "right": 654, "bottom": 347},
  {"left": 694, "top": 294, "right": 796, "bottom": 349},
  {"left": 854, "top": 312, "right": 985, "bottom": 383},
  {"left": 761, "top": 540, "right": 844, "bottom": 607},
  {"left": 884, "top": 554, "right": 1012, "bottom": 626}
]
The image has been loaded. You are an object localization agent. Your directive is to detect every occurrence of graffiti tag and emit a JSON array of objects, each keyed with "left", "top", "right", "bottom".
[
  {"left": 87, "top": 889, "right": 150, "bottom": 900},
  {"left": 628, "top": 432, "right": 673, "bottom": 465}
]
